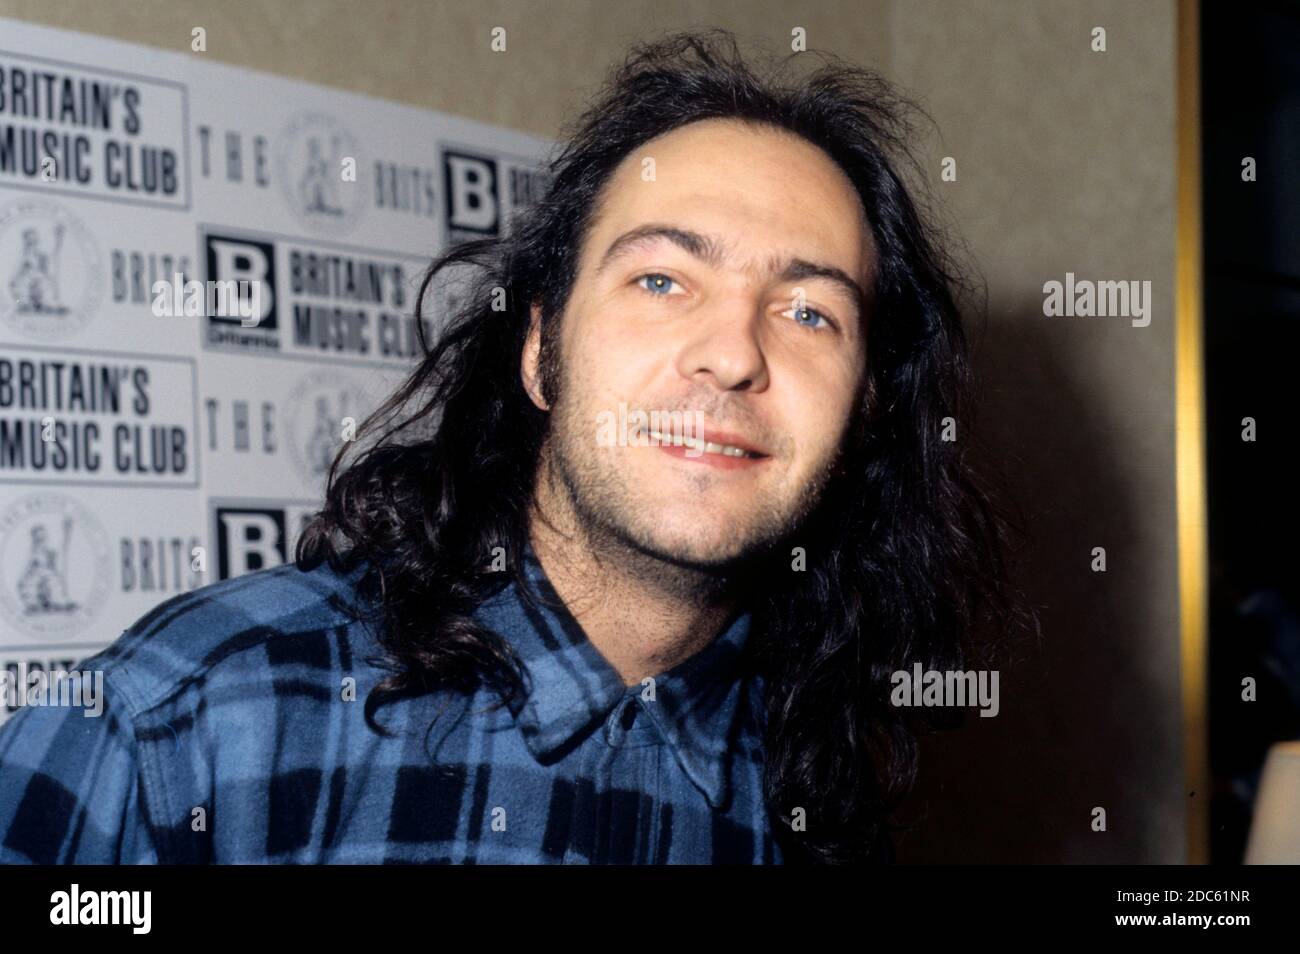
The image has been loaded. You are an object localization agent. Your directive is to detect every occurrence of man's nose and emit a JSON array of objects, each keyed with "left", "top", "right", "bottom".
[{"left": 672, "top": 296, "right": 770, "bottom": 392}]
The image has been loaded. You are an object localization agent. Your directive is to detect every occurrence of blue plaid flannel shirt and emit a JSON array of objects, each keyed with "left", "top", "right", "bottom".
[{"left": 0, "top": 546, "right": 783, "bottom": 864}]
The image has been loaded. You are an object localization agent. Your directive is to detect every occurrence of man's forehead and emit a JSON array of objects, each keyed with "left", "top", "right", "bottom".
[
  {"left": 612, "top": 122, "right": 851, "bottom": 198},
  {"left": 586, "top": 122, "right": 875, "bottom": 273}
]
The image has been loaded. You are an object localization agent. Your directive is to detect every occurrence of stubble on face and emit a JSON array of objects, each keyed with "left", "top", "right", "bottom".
[{"left": 530, "top": 318, "right": 850, "bottom": 603}]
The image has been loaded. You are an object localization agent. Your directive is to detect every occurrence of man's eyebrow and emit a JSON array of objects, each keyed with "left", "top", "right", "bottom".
[
  {"left": 596, "top": 225, "right": 727, "bottom": 271},
  {"left": 595, "top": 224, "right": 867, "bottom": 311}
]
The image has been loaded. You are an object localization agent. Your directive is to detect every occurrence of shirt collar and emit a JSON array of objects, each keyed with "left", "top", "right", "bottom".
[{"left": 472, "top": 544, "right": 754, "bottom": 810}]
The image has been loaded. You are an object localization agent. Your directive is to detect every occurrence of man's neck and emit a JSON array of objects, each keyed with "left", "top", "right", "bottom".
[{"left": 527, "top": 468, "right": 740, "bottom": 688}]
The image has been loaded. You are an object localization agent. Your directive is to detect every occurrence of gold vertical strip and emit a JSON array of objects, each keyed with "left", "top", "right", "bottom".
[{"left": 1176, "top": 0, "right": 1210, "bottom": 865}]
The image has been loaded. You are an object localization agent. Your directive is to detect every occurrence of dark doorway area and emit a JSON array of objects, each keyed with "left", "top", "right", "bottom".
[{"left": 1202, "top": 0, "right": 1300, "bottom": 864}]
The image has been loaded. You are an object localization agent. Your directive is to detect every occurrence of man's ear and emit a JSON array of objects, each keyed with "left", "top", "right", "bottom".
[{"left": 521, "top": 301, "right": 550, "bottom": 411}]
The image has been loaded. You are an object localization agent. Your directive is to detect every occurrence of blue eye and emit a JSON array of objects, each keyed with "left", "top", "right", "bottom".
[
  {"left": 635, "top": 274, "right": 831, "bottom": 331},
  {"left": 636, "top": 273, "right": 678, "bottom": 295},
  {"left": 785, "top": 305, "right": 830, "bottom": 331}
]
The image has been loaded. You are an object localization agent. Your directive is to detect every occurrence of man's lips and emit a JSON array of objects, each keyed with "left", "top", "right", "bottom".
[
  {"left": 693, "top": 427, "right": 768, "bottom": 457},
  {"left": 633, "top": 423, "right": 772, "bottom": 466},
  {"left": 654, "top": 440, "right": 770, "bottom": 469}
]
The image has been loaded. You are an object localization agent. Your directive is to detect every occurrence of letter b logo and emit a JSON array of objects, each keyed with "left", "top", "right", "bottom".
[{"left": 205, "top": 233, "right": 277, "bottom": 329}]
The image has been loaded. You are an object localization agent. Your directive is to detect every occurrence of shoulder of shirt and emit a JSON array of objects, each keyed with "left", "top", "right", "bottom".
[{"left": 81, "top": 559, "right": 376, "bottom": 721}]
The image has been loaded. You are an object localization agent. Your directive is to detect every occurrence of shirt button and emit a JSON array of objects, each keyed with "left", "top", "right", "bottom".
[{"left": 620, "top": 701, "right": 637, "bottom": 730}]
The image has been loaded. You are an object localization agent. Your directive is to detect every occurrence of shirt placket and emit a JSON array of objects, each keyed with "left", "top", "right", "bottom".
[{"left": 570, "top": 692, "right": 660, "bottom": 864}]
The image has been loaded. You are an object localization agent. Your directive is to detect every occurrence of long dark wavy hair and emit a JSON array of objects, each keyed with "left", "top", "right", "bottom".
[{"left": 298, "top": 28, "right": 1036, "bottom": 864}]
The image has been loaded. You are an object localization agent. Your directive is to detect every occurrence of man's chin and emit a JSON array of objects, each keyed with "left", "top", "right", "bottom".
[{"left": 620, "top": 519, "right": 777, "bottom": 570}]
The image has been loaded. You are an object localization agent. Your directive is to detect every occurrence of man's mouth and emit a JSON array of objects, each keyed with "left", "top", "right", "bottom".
[{"left": 643, "top": 428, "right": 768, "bottom": 459}]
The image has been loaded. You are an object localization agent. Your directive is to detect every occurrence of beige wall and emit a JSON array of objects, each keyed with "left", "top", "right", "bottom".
[
  {"left": 886, "top": 1, "right": 1181, "bottom": 864},
  {"left": 0, "top": 0, "right": 1181, "bottom": 861}
]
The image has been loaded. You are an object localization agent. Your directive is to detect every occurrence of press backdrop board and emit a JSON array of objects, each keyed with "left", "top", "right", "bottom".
[{"left": 0, "top": 17, "right": 553, "bottom": 719}]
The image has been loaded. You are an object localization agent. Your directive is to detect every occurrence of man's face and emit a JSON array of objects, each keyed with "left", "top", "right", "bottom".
[{"left": 525, "top": 118, "right": 874, "bottom": 568}]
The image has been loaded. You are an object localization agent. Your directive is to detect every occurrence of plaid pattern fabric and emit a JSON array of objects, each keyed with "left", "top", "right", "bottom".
[{"left": 0, "top": 546, "right": 782, "bottom": 864}]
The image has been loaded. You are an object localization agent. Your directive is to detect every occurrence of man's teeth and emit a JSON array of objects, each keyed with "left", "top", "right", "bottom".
[{"left": 645, "top": 429, "right": 757, "bottom": 458}]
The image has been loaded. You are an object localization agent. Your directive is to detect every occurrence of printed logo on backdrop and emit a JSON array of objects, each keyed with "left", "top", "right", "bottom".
[
  {"left": 0, "top": 493, "right": 111, "bottom": 639},
  {"left": 203, "top": 229, "right": 278, "bottom": 351},
  {"left": 276, "top": 113, "right": 366, "bottom": 236},
  {"left": 0, "top": 199, "right": 103, "bottom": 341},
  {"left": 0, "top": 50, "right": 190, "bottom": 210},
  {"left": 1, "top": 650, "right": 89, "bottom": 722},
  {"left": 441, "top": 144, "right": 551, "bottom": 244},
  {"left": 211, "top": 500, "right": 317, "bottom": 580},
  {"left": 0, "top": 345, "right": 198, "bottom": 487},
  {"left": 201, "top": 225, "right": 424, "bottom": 363},
  {"left": 285, "top": 368, "right": 368, "bottom": 490}
]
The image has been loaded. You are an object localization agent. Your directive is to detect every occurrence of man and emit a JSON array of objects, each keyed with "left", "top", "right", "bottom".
[{"left": 0, "top": 29, "right": 1024, "bottom": 864}]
